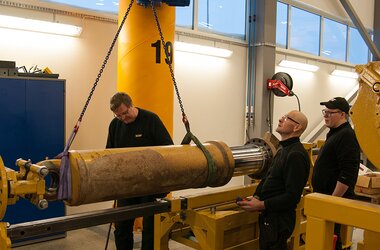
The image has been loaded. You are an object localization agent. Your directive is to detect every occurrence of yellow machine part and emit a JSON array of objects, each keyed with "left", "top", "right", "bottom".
[
  {"left": 304, "top": 193, "right": 380, "bottom": 250},
  {"left": 0, "top": 222, "right": 11, "bottom": 249},
  {"left": 154, "top": 185, "right": 260, "bottom": 250},
  {"left": 38, "top": 141, "right": 234, "bottom": 206},
  {"left": 117, "top": 1, "right": 175, "bottom": 135},
  {"left": 352, "top": 61, "right": 380, "bottom": 169},
  {"left": 0, "top": 157, "right": 8, "bottom": 219}
]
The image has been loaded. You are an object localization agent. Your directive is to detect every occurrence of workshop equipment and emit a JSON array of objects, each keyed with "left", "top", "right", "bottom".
[
  {"left": 0, "top": 134, "right": 276, "bottom": 211},
  {"left": 0, "top": 133, "right": 276, "bottom": 248}
]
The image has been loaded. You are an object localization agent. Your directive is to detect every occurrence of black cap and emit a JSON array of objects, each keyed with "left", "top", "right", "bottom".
[{"left": 320, "top": 97, "right": 350, "bottom": 113}]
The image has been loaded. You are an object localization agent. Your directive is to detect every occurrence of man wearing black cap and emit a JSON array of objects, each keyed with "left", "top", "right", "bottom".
[{"left": 312, "top": 97, "right": 360, "bottom": 250}]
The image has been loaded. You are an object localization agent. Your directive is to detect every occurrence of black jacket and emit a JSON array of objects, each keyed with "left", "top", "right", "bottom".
[
  {"left": 254, "top": 137, "right": 310, "bottom": 233},
  {"left": 312, "top": 122, "right": 360, "bottom": 198},
  {"left": 106, "top": 108, "right": 173, "bottom": 148}
]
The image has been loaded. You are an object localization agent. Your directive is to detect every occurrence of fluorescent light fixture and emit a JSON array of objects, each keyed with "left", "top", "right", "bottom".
[
  {"left": 175, "top": 41, "right": 233, "bottom": 58},
  {"left": 278, "top": 59, "right": 319, "bottom": 72},
  {"left": 331, "top": 69, "right": 358, "bottom": 79},
  {"left": 0, "top": 14, "right": 82, "bottom": 37}
]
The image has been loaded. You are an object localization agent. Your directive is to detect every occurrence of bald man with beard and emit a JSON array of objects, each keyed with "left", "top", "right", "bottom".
[{"left": 238, "top": 110, "right": 310, "bottom": 250}]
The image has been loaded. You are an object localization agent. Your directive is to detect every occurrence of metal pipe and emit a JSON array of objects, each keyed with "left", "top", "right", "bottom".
[
  {"left": 7, "top": 201, "right": 170, "bottom": 241},
  {"left": 41, "top": 141, "right": 236, "bottom": 206}
]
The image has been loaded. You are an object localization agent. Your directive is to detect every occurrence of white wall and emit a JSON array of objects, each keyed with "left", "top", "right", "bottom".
[
  {"left": 171, "top": 37, "right": 248, "bottom": 196},
  {"left": 272, "top": 53, "right": 359, "bottom": 142},
  {"left": 173, "top": 44, "right": 247, "bottom": 146}
]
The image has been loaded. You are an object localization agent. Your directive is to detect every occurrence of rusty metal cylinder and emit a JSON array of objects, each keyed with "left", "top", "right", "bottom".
[
  {"left": 39, "top": 139, "right": 274, "bottom": 206},
  {"left": 56, "top": 141, "right": 234, "bottom": 206}
]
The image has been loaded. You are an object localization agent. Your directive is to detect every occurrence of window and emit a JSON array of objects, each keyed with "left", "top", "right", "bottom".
[
  {"left": 322, "top": 18, "right": 347, "bottom": 61},
  {"left": 290, "top": 7, "right": 321, "bottom": 55},
  {"left": 276, "top": 1, "right": 288, "bottom": 48},
  {"left": 176, "top": 1, "right": 193, "bottom": 28},
  {"left": 275, "top": 1, "right": 372, "bottom": 64},
  {"left": 42, "top": 0, "right": 118, "bottom": 14},
  {"left": 348, "top": 27, "right": 369, "bottom": 65},
  {"left": 198, "top": 0, "right": 246, "bottom": 39}
]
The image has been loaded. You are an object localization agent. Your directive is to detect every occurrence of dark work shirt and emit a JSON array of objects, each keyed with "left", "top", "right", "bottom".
[
  {"left": 312, "top": 122, "right": 360, "bottom": 198},
  {"left": 106, "top": 108, "right": 173, "bottom": 148},
  {"left": 253, "top": 137, "right": 310, "bottom": 235},
  {"left": 255, "top": 137, "right": 310, "bottom": 212}
]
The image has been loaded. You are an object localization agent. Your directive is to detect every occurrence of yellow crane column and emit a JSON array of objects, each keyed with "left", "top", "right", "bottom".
[{"left": 117, "top": 1, "right": 175, "bottom": 134}]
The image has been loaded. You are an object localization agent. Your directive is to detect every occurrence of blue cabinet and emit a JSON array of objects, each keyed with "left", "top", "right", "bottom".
[{"left": 0, "top": 77, "right": 65, "bottom": 245}]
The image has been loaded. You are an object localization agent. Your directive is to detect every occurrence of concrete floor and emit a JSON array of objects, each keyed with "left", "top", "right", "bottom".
[{"left": 11, "top": 225, "right": 363, "bottom": 250}]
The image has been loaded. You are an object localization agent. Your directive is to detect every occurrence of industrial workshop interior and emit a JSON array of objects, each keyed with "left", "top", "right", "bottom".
[{"left": 1, "top": 0, "right": 380, "bottom": 249}]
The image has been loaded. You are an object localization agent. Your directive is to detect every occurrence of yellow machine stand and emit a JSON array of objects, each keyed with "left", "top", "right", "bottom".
[
  {"left": 353, "top": 61, "right": 380, "bottom": 250},
  {"left": 304, "top": 193, "right": 380, "bottom": 250},
  {"left": 307, "top": 141, "right": 354, "bottom": 249},
  {"left": 0, "top": 222, "right": 11, "bottom": 249},
  {"left": 357, "top": 230, "right": 380, "bottom": 250},
  {"left": 154, "top": 185, "right": 260, "bottom": 250},
  {"left": 154, "top": 187, "right": 313, "bottom": 250}
]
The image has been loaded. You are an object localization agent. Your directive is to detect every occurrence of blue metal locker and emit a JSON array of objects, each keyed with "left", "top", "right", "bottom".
[{"left": 0, "top": 77, "right": 66, "bottom": 245}]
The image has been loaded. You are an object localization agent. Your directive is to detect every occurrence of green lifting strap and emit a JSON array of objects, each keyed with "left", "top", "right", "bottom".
[{"left": 181, "top": 116, "right": 217, "bottom": 187}]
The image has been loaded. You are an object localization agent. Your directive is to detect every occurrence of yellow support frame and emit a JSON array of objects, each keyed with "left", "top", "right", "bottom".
[
  {"left": 154, "top": 184, "right": 260, "bottom": 250},
  {"left": 288, "top": 199, "right": 307, "bottom": 250},
  {"left": 0, "top": 222, "right": 10, "bottom": 250},
  {"left": 304, "top": 193, "right": 380, "bottom": 250}
]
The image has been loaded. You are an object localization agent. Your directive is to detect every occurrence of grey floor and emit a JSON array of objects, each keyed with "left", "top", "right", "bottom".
[{"left": 12, "top": 225, "right": 363, "bottom": 250}]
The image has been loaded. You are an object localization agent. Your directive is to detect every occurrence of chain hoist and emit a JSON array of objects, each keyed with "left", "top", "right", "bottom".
[{"left": 59, "top": 0, "right": 216, "bottom": 200}]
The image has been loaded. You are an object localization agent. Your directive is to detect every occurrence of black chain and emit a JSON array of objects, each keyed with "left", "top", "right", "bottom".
[
  {"left": 66, "top": 0, "right": 135, "bottom": 149},
  {"left": 151, "top": 2, "right": 216, "bottom": 187},
  {"left": 78, "top": 0, "right": 134, "bottom": 123},
  {"left": 151, "top": 2, "right": 186, "bottom": 120}
]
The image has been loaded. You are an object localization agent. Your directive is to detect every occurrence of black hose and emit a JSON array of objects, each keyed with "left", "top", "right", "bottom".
[{"left": 104, "top": 200, "right": 117, "bottom": 250}]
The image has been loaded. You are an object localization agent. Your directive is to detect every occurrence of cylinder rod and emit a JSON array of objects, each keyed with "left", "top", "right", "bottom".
[{"left": 231, "top": 138, "right": 274, "bottom": 177}]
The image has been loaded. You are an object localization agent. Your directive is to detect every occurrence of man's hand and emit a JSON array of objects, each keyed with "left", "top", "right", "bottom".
[
  {"left": 236, "top": 196, "right": 265, "bottom": 212},
  {"left": 332, "top": 181, "right": 349, "bottom": 197}
]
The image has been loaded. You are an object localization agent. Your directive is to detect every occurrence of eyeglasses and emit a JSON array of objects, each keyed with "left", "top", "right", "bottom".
[
  {"left": 322, "top": 110, "right": 341, "bottom": 117},
  {"left": 113, "top": 107, "right": 129, "bottom": 119},
  {"left": 282, "top": 114, "right": 300, "bottom": 124}
]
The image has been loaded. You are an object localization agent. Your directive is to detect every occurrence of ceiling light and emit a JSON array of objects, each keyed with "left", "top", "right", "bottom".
[
  {"left": 278, "top": 59, "right": 319, "bottom": 72},
  {"left": 0, "top": 14, "right": 82, "bottom": 37},
  {"left": 175, "top": 42, "right": 233, "bottom": 58},
  {"left": 331, "top": 69, "right": 358, "bottom": 79}
]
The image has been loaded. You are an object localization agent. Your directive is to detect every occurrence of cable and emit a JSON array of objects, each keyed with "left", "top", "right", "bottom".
[
  {"left": 104, "top": 200, "right": 117, "bottom": 250},
  {"left": 268, "top": 91, "right": 273, "bottom": 133},
  {"left": 293, "top": 93, "right": 301, "bottom": 111}
]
